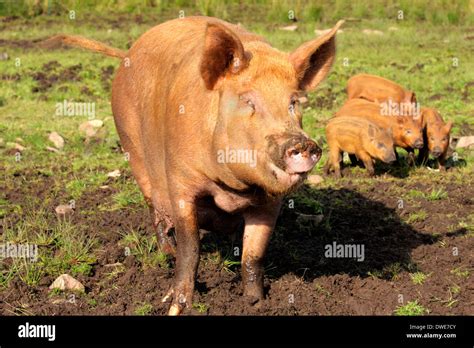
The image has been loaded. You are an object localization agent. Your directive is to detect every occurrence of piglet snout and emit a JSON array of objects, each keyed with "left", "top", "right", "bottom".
[
  {"left": 284, "top": 138, "right": 321, "bottom": 174},
  {"left": 431, "top": 146, "right": 442, "bottom": 158},
  {"left": 414, "top": 139, "right": 424, "bottom": 149}
]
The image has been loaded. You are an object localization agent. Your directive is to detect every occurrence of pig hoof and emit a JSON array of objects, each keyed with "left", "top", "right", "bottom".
[
  {"left": 245, "top": 295, "right": 261, "bottom": 306},
  {"left": 161, "top": 287, "right": 174, "bottom": 303},
  {"left": 168, "top": 303, "right": 182, "bottom": 316},
  {"left": 162, "top": 286, "right": 191, "bottom": 315}
]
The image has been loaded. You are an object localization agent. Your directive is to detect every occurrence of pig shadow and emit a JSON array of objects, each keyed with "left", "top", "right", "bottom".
[
  {"left": 265, "top": 185, "right": 434, "bottom": 281},
  {"left": 200, "top": 184, "right": 467, "bottom": 285}
]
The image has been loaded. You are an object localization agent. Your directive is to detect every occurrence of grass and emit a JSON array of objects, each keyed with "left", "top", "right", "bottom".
[
  {"left": 425, "top": 188, "right": 448, "bottom": 201},
  {"left": 2, "top": 0, "right": 473, "bottom": 25},
  {"left": 119, "top": 230, "right": 169, "bottom": 270},
  {"left": 134, "top": 302, "right": 153, "bottom": 316},
  {"left": 192, "top": 302, "right": 209, "bottom": 314},
  {"left": 450, "top": 267, "right": 470, "bottom": 279},
  {"left": 410, "top": 272, "right": 430, "bottom": 285},
  {"left": 394, "top": 300, "right": 428, "bottom": 316},
  {"left": 405, "top": 210, "right": 428, "bottom": 224}
]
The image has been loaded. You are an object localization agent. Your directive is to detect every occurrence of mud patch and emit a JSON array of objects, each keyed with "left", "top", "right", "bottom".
[
  {"left": 30, "top": 61, "right": 82, "bottom": 94},
  {"left": 1, "top": 168, "right": 472, "bottom": 315}
]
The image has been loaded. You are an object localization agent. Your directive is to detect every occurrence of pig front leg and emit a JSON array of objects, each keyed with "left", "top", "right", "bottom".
[
  {"left": 357, "top": 151, "right": 375, "bottom": 176},
  {"left": 417, "top": 145, "right": 429, "bottom": 165},
  {"left": 438, "top": 150, "right": 448, "bottom": 171},
  {"left": 162, "top": 198, "right": 200, "bottom": 315},
  {"left": 406, "top": 148, "right": 416, "bottom": 166},
  {"left": 241, "top": 201, "right": 281, "bottom": 301}
]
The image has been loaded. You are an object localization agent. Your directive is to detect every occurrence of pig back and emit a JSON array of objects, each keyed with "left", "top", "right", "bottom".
[{"left": 347, "top": 74, "right": 407, "bottom": 103}]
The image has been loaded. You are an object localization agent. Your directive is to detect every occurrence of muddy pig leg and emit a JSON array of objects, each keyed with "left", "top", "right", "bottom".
[
  {"left": 357, "top": 151, "right": 375, "bottom": 176},
  {"left": 162, "top": 196, "right": 200, "bottom": 316},
  {"left": 150, "top": 206, "right": 176, "bottom": 257},
  {"left": 329, "top": 148, "right": 342, "bottom": 178},
  {"left": 406, "top": 147, "right": 416, "bottom": 166},
  {"left": 349, "top": 154, "right": 360, "bottom": 167},
  {"left": 417, "top": 145, "right": 429, "bottom": 166},
  {"left": 438, "top": 150, "right": 448, "bottom": 172},
  {"left": 241, "top": 201, "right": 281, "bottom": 302}
]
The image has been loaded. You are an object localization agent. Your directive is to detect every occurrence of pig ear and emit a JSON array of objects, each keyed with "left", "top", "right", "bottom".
[
  {"left": 407, "top": 91, "right": 416, "bottom": 103},
  {"left": 200, "top": 23, "right": 251, "bottom": 90},
  {"left": 444, "top": 120, "right": 453, "bottom": 133},
  {"left": 289, "top": 20, "right": 344, "bottom": 91}
]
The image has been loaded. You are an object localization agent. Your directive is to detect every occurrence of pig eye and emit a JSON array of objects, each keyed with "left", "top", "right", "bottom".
[
  {"left": 288, "top": 98, "right": 299, "bottom": 117},
  {"left": 377, "top": 143, "right": 386, "bottom": 149},
  {"left": 405, "top": 130, "right": 412, "bottom": 135},
  {"left": 442, "top": 137, "right": 447, "bottom": 142},
  {"left": 239, "top": 94, "right": 255, "bottom": 113}
]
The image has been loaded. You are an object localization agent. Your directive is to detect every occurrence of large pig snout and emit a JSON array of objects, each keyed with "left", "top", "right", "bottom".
[{"left": 284, "top": 137, "right": 321, "bottom": 174}]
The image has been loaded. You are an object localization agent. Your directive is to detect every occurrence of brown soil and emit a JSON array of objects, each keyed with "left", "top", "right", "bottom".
[
  {"left": 1, "top": 167, "right": 472, "bottom": 315},
  {"left": 30, "top": 61, "right": 83, "bottom": 94}
]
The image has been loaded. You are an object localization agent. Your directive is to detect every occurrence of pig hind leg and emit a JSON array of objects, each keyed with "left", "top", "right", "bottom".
[
  {"left": 162, "top": 194, "right": 200, "bottom": 315},
  {"left": 113, "top": 102, "right": 176, "bottom": 255},
  {"left": 330, "top": 148, "right": 343, "bottom": 178},
  {"left": 349, "top": 154, "right": 362, "bottom": 167}
]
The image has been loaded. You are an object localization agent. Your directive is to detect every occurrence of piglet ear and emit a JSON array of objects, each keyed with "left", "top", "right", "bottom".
[
  {"left": 200, "top": 22, "right": 251, "bottom": 90},
  {"left": 289, "top": 20, "right": 344, "bottom": 91},
  {"left": 444, "top": 120, "right": 453, "bottom": 133},
  {"left": 406, "top": 91, "right": 416, "bottom": 103}
]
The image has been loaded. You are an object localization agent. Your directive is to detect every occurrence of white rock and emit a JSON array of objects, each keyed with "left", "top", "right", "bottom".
[
  {"left": 6, "top": 142, "right": 26, "bottom": 151},
  {"left": 315, "top": 28, "right": 331, "bottom": 36},
  {"left": 79, "top": 120, "right": 103, "bottom": 136},
  {"left": 49, "top": 274, "right": 85, "bottom": 292},
  {"left": 48, "top": 132, "right": 64, "bottom": 149},
  {"left": 280, "top": 24, "right": 298, "bottom": 31},
  {"left": 456, "top": 136, "right": 474, "bottom": 148},
  {"left": 298, "top": 96, "right": 309, "bottom": 105},
  {"left": 107, "top": 169, "right": 121, "bottom": 178},
  {"left": 55, "top": 204, "right": 74, "bottom": 216},
  {"left": 388, "top": 26, "right": 399, "bottom": 31},
  {"left": 296, "top": 213, "right": 324, "bottom": 225},
  {"left": 88, "top": 119, "right": 104, "bottom": 128},
  {"left": 46, "top": 146, "right": 60, "bottom": 153},
  {"left": 306, "top": 174, "right": 324, "bottom": 185},
  {"left": 362, "top": 29, "right": 384, "bottom": 36}
]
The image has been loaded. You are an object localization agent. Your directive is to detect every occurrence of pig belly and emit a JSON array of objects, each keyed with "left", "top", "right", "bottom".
[
  {"left": 196, "top": 198, "right": 244, "bottom": 235},
  {"left": 207, "top": 182, "right": 269, "bottom": 214}
]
